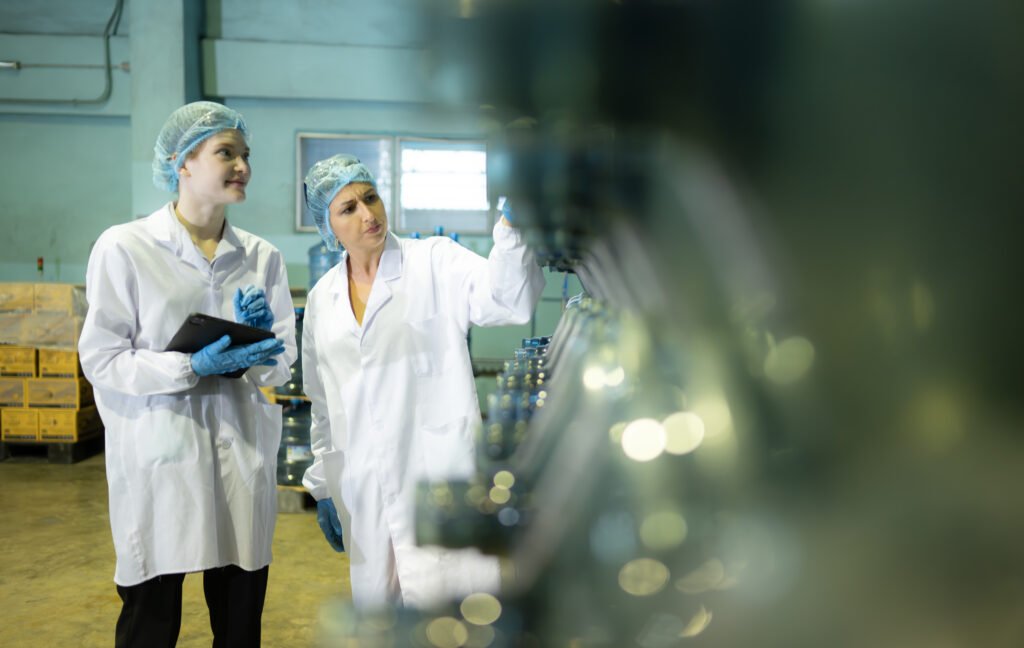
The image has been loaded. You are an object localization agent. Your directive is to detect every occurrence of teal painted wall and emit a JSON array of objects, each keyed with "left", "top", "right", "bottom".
[{"left": 0, "top": 113, "right": 131, "bottom": 282}]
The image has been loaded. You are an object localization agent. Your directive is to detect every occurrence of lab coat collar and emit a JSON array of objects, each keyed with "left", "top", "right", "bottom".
[
  {"left": 333, "top": 230, "right": 402, "bottom": 337},
  {"left": 377, "top": 230, "right": 403, "bottom": 281},
  {"left": 149, "top": 203, "right": 181, "bottom": 252},
  {"left": 336, "top": 230, "right": 403, "bottom": 283},
  {"left": 220, "top": 218, "right": 244, "bottom": 251},
  {"left": 149, "top": 202, "right": 244, "bottom": 262},
  {"left": 358, "top": 231, "right": 402, "bottom": 333}
]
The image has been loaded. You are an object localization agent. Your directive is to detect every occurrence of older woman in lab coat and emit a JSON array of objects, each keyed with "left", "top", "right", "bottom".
[
  {"left": 301, "top": 155, "right": 544, "bottom": 609},
  {"left": 79, "top": 101, "right": 296, "bottom": 646}
]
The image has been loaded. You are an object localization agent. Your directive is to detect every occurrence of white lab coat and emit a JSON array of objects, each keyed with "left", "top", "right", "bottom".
[
  {"left": 79, "top": 203, "right": 297, "bottom": 587},
  {"left": 302, "top": 223, "right": 544, "bottom": 610}
]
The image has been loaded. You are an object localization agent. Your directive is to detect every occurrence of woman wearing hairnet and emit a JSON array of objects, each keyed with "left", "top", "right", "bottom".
[
  {"left": 78, "top": 101, "right": 297, "bottom": 646},
  {"left": 301, "top": 154, "right": 544, "bottom": 609}
]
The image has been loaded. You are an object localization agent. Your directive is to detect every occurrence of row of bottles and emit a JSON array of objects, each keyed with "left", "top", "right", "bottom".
[
  {"left": 277, "top": 399, "right": 313, "bottom": 486},
  {"left": 409, "top": 226, "right": 462, "bottom": 242},
  {"left": 479, "top": 337, "right": 551, "bottom": 465},
  {"left": 415, "top": 330, "right": 556, "bottom": 554}
]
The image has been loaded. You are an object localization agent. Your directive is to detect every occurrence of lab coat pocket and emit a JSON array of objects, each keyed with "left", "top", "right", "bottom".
[
  {"left": 235, "top": 401, "right": 282, "bottom": 486},
  {"left": 131, "top": 398, "right": 202, "bottom": 468},
  {"left": 418, "top": 418, "right": 475, "bottom": 482}
]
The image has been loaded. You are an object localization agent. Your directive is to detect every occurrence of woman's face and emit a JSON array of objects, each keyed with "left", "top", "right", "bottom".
[
  {"left": 177, "top": 129, "right": 251, "bottom": 205},
  {"left": 328, "top": 182, "right": 388, "bottom": 254}
]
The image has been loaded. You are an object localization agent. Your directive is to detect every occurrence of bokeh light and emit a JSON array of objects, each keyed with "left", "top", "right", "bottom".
[
  {"left": 619, "top": 558, "right": 670, "bottom": 596},
  {"left": 662, "top": 411, "right": 705, "bottom": 455},
  {"left": 639, "top": 510, "right": 688, "bottom": 550},
  {"left": 621, "top": 418, "right": 667, "bottom": 462}
]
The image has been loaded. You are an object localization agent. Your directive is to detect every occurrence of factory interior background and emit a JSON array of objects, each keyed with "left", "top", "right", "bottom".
[{"left": 2, "top": 0, "right": 1024, "bottom": 646}]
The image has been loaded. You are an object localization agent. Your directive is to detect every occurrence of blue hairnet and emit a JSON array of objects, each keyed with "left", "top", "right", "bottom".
[
  {"left": 152, "top": 101, "right": 249, "bottom": 193},
  {"left": 303, "top": 154, "right": 377, "bottom": 251}
]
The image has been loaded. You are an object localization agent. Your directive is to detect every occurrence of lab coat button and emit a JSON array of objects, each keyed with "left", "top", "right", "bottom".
[{"left": 218, "top": 437, "right": 232, "bottom": 449}]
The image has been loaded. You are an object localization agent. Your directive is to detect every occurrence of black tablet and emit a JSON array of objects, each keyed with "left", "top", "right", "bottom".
[{"left": 166, "top": 313, "right": 276, "bottom": 379}]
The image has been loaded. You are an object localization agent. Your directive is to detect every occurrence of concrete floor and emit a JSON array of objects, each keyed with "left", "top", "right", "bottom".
[{"left": 0, "top": 450, "right": 351, "bottom": 647}]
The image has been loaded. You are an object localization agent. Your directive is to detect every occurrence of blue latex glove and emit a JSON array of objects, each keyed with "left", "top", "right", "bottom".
[
  {"left": 233, "top": 285, "right": 274, "bottom": 331},
  {"left": 316, "top": 498, "right": 345, "bottom": 552},
  {"left": 498, "top": 196, "right": 515, "bottom": 225},
  {"left": 190, "top": 335, "right": 285, "bottom": 377}
]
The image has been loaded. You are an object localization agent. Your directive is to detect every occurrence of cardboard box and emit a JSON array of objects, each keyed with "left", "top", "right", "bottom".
[
  {"left": 21, "top": 313, "right": 84, "bottom": 348},
  {"left": 0, "top": 378, "right": 26, "bottom": 407},
  {"left": 0, "top": 346, "right": 37, "bottom": 377},
  {"left": 33, "top": 283, "right": 88, "bottom": 316},
  {"left": 38, "top": 349, "right": 82, "bottom": 378},
  {"left": 38, "top": 406, "right": 102, "bottom": 442},
  {"left": 1, "top": 408, "right": 39, "bottom": 441},
  {"left": 0, "top": 283, "right": 34, "bottom": 313},
  {"left": 0, "top": 313, "right": 25, "bottom": 345},
  {"left": 26, "top": 377, "right": 94, "bottom": 409}
]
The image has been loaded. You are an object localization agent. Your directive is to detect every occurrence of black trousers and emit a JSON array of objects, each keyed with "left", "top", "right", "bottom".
[{"left": 115, "top": 564, "right": 269, "bottom": 648}]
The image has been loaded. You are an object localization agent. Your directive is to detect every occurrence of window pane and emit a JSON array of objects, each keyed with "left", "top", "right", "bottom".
[{"left": 398, "top": 139, "right": 491, "bottom": 234}]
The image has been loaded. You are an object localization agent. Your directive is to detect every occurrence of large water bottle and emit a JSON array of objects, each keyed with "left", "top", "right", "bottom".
[
  {"left": 308, "top": 242, "right": 343, "bottom": 290},
  {"left": 277, "top": 400, "right": 313, "bottom": 486},
  {"left": 275, "top": 306, "right": 305, "bottom": 397}
]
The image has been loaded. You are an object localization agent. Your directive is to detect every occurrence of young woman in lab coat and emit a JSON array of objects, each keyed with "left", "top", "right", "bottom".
[
  {"left": 78, "top": 101, "right": 297, "bottom": 646},
  {"left": 301, "top": 155, "right": 545, "bottom": 609}
]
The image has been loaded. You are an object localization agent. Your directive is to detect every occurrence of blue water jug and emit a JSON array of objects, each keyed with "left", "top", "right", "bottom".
[{"left": 308, "top": 242, "right": 343, "bottom": 289}]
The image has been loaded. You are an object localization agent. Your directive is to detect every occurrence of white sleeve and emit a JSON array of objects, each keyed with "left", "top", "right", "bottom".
[
  {"left": 301, "top": 300, "right": 333, "bottom": 501},
  {"left": 245, "top": 250, "right": 297, "bottom": 387},
  {"left": 79, "top": 232, "right": 200, "bottom": 396},
  {"left": 442, "top": 221, "right": 546, "bottom": 329}
]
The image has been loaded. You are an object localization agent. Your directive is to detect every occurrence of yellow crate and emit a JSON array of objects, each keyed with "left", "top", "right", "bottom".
[
  {"left": 21, "top": 313, "right": 84, "bottom": 348},
  {"left": 26, "top": 377, "right": 94, "bottom": 409},
  {"left": 1, "top": 408, "right": 39, "bottom": 441},
  {"left": 0, "top": 346, "right": 37, "bottom": 377},
  {"left": 38, "top": 349, "right": 82, "bottom": 378},
  {"left": 38, "top": 405, "right": 102, "bottom": 442},
  {"left": 0, "top": 283, "right": 34, "bottom": 313},
  {"left": 33, "top": 283, "right": 87, "bottom": 316},
  {"left": 0, "top": 378, "right": 26, "bottom": 407}
]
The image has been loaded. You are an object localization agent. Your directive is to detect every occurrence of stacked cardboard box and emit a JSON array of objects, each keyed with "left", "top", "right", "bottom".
[
  {"left": 0, "top": 283, "right": 100, "bottom": 443},
  {"left": 0, "top": 282, "right": 86, "bottom": 348}
]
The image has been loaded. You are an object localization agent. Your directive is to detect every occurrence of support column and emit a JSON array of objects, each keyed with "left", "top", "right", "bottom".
[{"left": 129, "top": 0, "right": 203, "bottom": 218}]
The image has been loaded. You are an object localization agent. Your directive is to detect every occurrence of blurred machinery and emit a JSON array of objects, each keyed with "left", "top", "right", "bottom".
[{"left": 319, "top": 0, "right": 1024, "bottom": 646}]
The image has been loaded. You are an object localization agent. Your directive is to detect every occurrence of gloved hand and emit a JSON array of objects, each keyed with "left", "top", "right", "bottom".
[
  {"left": 316, "top": 498, "right": 345, "bottom": 552},
  {"left": 233, "top": 285, "right": 274, "bottom": 331},
  {"left": 190, "top": 335, "right": 285, "bottom": 377},
  {"left": 497, "top": 196, "right": 515, "bottom": 225}
]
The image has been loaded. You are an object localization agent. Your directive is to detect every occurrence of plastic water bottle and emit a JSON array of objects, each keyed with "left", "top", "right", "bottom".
[{"left": 308, "top": 242, "right": 343, "bottom": 289}]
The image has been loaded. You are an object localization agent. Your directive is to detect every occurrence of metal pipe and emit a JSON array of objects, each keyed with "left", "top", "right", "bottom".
[{"left": 0, "top": 0, "right": 125, "bottom": 106}]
